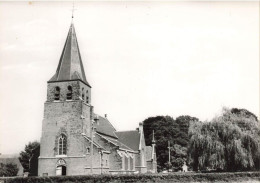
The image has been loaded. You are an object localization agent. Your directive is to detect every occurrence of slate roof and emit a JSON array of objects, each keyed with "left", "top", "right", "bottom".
[
  {"left": 82, "top": 134, "right": 109, "bottom": 152},
  {"left": 49, "top": 23, "right": 90, "bottom": 87},
  {"left": 115, "top": 130, "right": 140, "bottom": 151},
  {"left": 95, "top": 115, "right": 118, "bottom": 138},
  {"left": 96, "top": 133, "right": 134, "bottom": 152},
  {"left": 94, "top": 116, "right": 139, "bottom": 152}
]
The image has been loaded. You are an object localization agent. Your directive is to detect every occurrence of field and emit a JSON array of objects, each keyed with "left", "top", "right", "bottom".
[{"left": 0, "top": 171, "right": 259, "bottom": 183}]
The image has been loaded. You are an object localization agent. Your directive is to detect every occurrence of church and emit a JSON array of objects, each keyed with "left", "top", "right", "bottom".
[{"left": 38, "top": 22, "right": 157, "bottom": 176}]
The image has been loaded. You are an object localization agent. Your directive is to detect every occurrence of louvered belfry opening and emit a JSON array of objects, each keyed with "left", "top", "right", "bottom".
[
  {"left": 54, "top": 87, "right": 60, "bottom": 100},
  {"left": 67, "top": 86, "right": 72, "bottom": 100}
]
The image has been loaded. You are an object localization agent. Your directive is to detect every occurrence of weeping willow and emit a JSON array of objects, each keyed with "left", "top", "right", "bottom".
[{"left": 188, "top": 108, "right": 260, "bottom": 171}]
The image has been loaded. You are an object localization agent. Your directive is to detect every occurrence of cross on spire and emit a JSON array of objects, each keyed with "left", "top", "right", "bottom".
[{"left": 71, "top": 1, "right": 77, "bottom": 21}]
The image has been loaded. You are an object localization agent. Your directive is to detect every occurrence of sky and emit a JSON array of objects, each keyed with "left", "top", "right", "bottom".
[{"left": 0, "top": 1, "right": 259, "bottom": 154}]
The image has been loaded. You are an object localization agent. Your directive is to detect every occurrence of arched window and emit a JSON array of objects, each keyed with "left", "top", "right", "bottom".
[
  {"left": 82, "top": 88, "right": 85, "bottom": 101},
  {"left": 54, "top": 87, "right": 60, "bottom": 100},
  {"left": 67, "top": 86, "right": 72, "bottom": 100},
  {"left": 86, "top": 90, "right": 89, "bottom": 103},
  {"left": 130, "top": 156, "right": 134, "bottom": 170},
  {"left": 58, "top": 134, "right": 67, "bottom": 155},
  {"left": 86, "top": 147, "right": 90, "bottom": 154}
]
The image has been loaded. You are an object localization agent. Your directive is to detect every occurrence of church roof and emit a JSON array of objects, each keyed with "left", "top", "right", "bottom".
[
  {"left": 82, "top": 135, "right": 109, "bottom": 152},
  {"left": 94, "top": 116, "right": 141, "bottom": 152},
  {"left": 115, "top": 130, "right": 140, "bottom": 151},
  {"left": 96, "top": 133, "right": 134, "bottom": 152},
  {"left": 95, "top": 116, "right": 118, "bottom": 139},
  {"left": 49, "top": 23, "right": 90, "bottom": 87}
]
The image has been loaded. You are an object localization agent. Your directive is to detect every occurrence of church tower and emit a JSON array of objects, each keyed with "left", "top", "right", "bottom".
[
  {"left": 38, "top": 18, "right": 157, "bottom": 176},
  {"left": 38, "top": 23, "right": 93, "bottom": 176}
]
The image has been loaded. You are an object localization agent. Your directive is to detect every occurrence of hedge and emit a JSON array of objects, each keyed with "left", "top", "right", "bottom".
[{"left": 0, "top": 171, "right": 260, "bottom": 183}]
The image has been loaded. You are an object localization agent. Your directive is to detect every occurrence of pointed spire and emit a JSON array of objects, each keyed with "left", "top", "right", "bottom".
[
  {"left": 151, "top": 130, "right": 156, "bottom": 162},
  {"left": 49, "top": 23, "right": 91, "bottom": 87},
  {"left": 152, "top": 130, "right": 155, "bottom": 144}
]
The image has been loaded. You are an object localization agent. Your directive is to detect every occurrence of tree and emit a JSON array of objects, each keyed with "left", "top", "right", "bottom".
[
  {"left": 0, "top": 163, "right": 18, "bottom": 177},
  {"left": 188, "top": 107, "right": 260, "bottom": 172},
  {"left": 143, "top": 115, "right": 199, "bottom": 172},
  {"left": 219, "top": 108, "right": 260, "bottom": 171},
  {"left": 170, "top": 144, "right": 187, "bottom": 171},
  {"left": 176, "top": 115, "right": 199, "bottom": 147},
  {"left": 29, "top": 145, "right": 40, "bottom": 176},
  {"left": 19, "top": 141, "right": 40, "bottom": 173},
  {"left": 176, "top": 115, "right": 199, "bottom": 134},
  {"left": 231, "top": 108, "right": 258, "bottom": 121}
]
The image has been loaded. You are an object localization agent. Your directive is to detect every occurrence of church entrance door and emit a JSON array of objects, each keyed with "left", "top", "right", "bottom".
[
  {"left": 56, "top": 159, "right": 67, "bottom": 176},
  {"left": 61, "top": 166, "right": 66, "bottom": 175},
  {"left": 56, "top": 165, "right": 66, "bottom": 176}
]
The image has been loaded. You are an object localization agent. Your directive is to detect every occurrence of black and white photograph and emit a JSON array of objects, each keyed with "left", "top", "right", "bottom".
[{"left": 0, "top": 1, "right": 259, "bottom": 182}]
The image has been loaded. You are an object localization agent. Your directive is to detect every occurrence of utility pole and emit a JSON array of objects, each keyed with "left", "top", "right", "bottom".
[
  {"left": 168, "top": 141, "right": 171, "bottom": 163},
  {"left": 168, "top": 141, "right": 171, "bottom": 172}
]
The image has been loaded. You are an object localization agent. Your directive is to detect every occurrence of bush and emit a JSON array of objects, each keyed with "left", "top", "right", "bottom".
[
  {"left": 0, "top": 163, "right": 18, "bottom": 177},
  {"left": 0, "top": 171, "right": 260, "bottom": 183}
]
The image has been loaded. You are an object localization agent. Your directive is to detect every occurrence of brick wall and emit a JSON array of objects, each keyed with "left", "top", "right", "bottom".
[
  {"left": 94, "top": 135, "right": 123, "bottom": 171},
  {"left": 39, "top": 80, "right": 92, "bottom": 176},
  {"left": 47, "top": 81, "right": 91, "bottom": 102}
]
